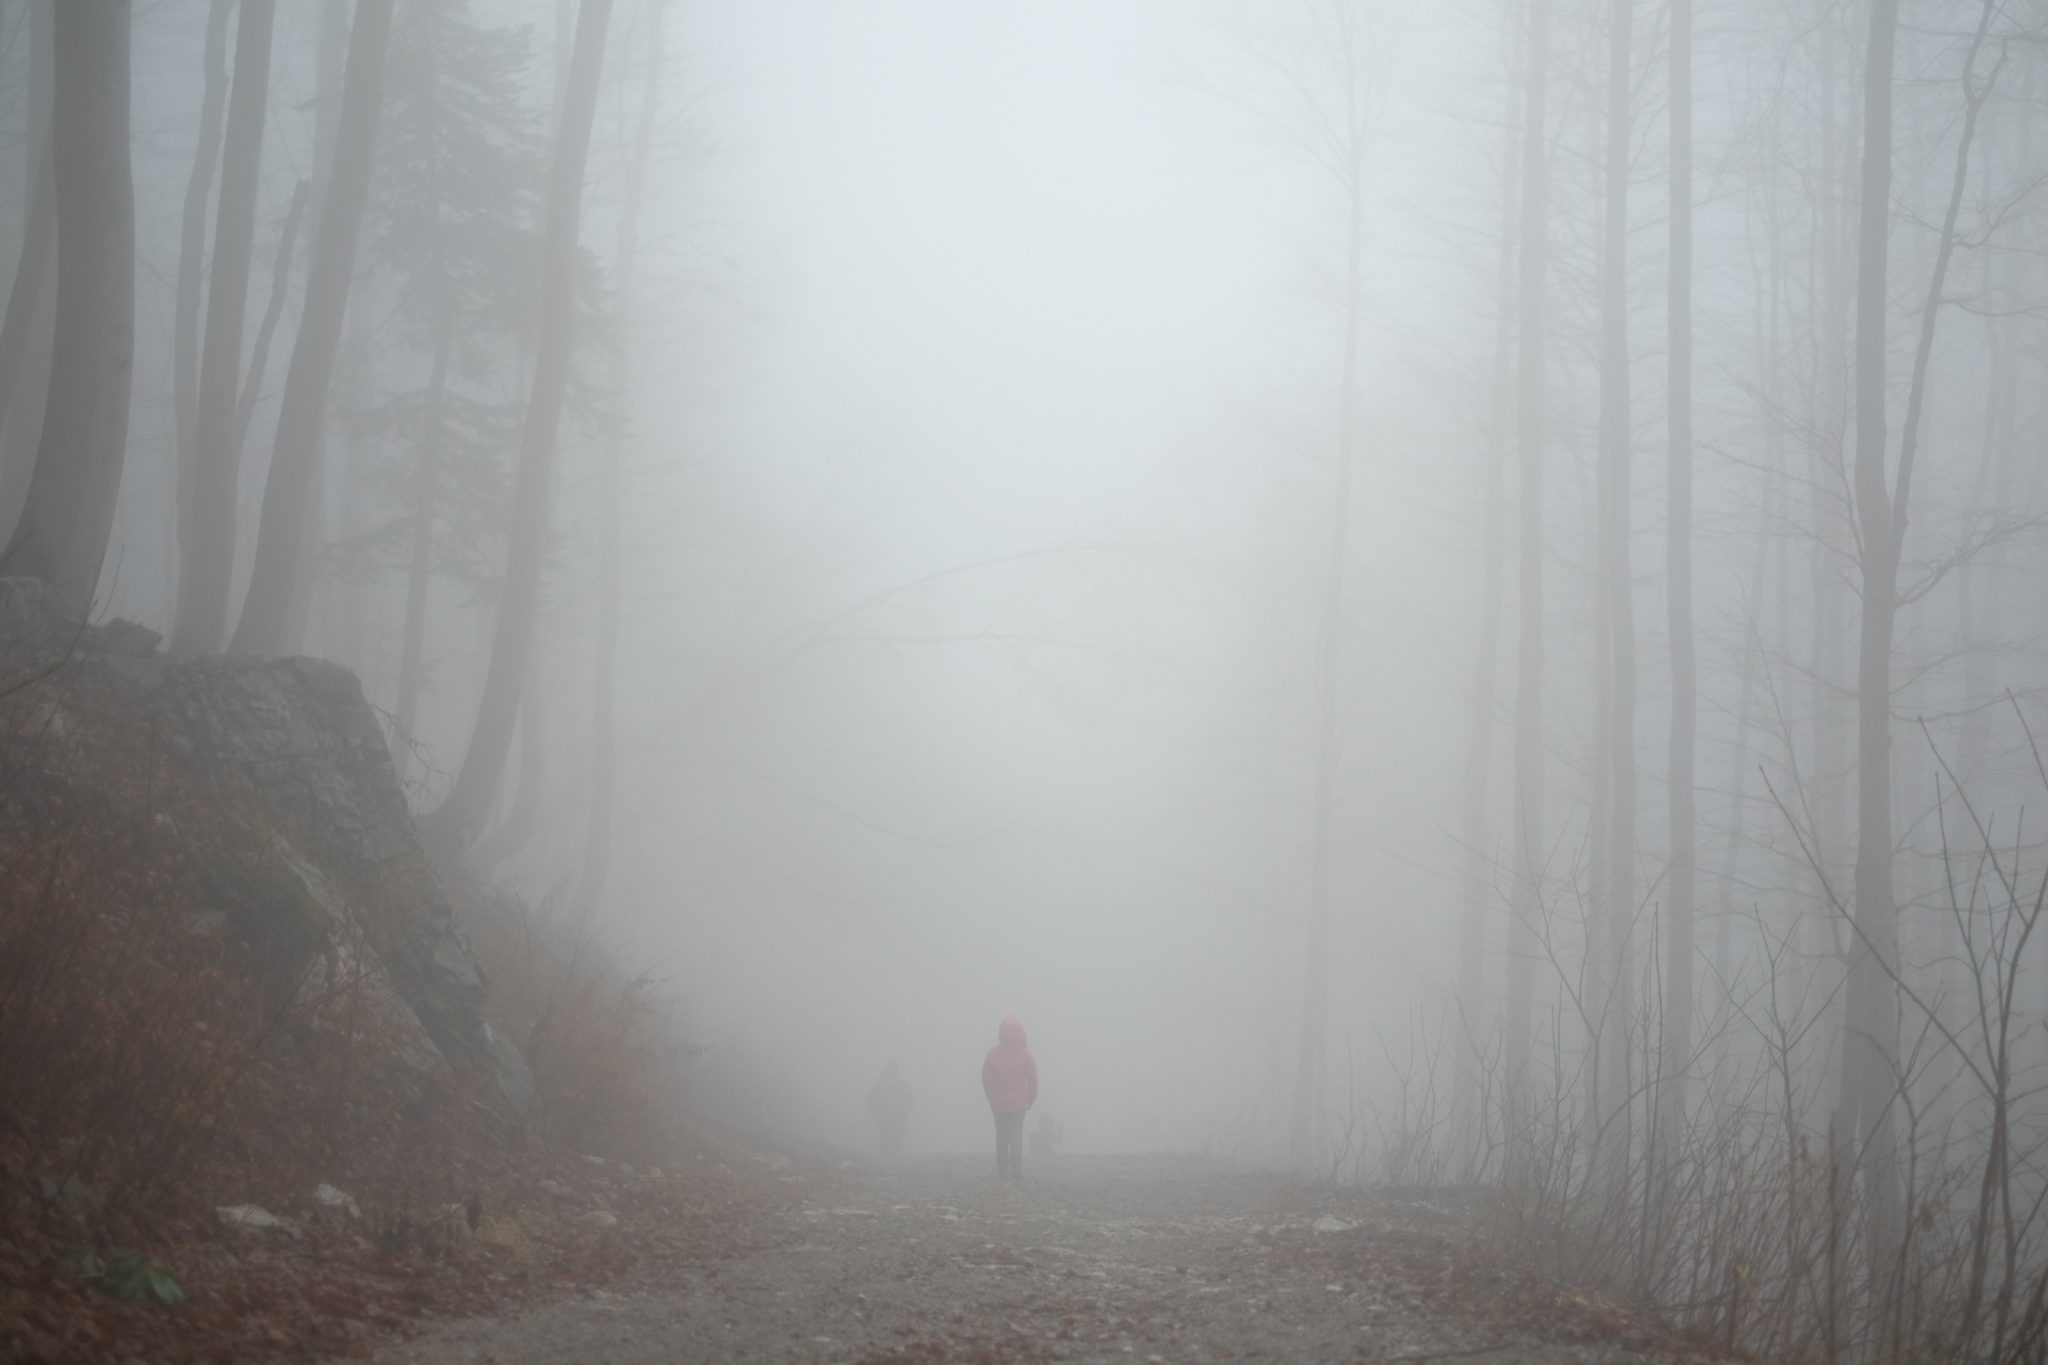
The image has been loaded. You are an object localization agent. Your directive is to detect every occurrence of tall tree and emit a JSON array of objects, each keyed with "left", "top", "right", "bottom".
[
  {"left": 574, "top": 0, "right": 667, "bottom": 918},
  {"left": 354, "top": 0, "right": 542, "bottom": 736},
  {"left": 230, "top": 182, "right": 309, "bottom": 464},
  {"left": 418, "top": 0, "right": 615, "bottom": 858},
  {"left": 1259, "top": 0, "right": 1383, "bottom": 1174},
  {"left": 4, "top": 0, "right": 133, "bottom": 619},
  {"left": 1455, "top": 0, "right": 1522, "bottom": 1152},
  {"left": 0, "top": 0, "right": 54, "bottom": 541},
  {"left": 0, "top": 0, "right": 55, "bottom": 457},
  {"left": 169, "top": 0, "right": 232, "bottom": 606},
  {"left": 1657, "top": 0, "right": 1696, "bottom": 1155},
  {"left": 1839, "top": 0, "right": 2002, "bottom": 1282},
  {"left": 276, "top": 0, "right": 364, "bottom": 659},
  {"left": 1841, "top": 0, "right": 1904, "bottom": 1270},
  {"left": 230, "top": 0, "right": 397, "bottom": 654},
  {"left": 173, "top": 0, "right": 277, "bottom": 652},
  {"left": 0, "top": 157, "right": 50, "bottom": 459},
  {"left": 1502, "top": 0, "right": 1552, "bottom": 1111},
  {"left": 1590, "top": 0, "right": 1635, "bottom": 1171}
]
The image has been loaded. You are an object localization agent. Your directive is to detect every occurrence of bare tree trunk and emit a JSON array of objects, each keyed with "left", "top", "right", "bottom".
[
  {"left": 309, "top": 0, "right": 348, "bottom": 219},
  {"left": 296, "top": 0, "right": 351, "bottom": 660},
  {"left": 1455, "top": 0, "right": 1521, "bottom": 1153},
  {"left": 1711, "top": 98, "right": 1789, "bottom": 1102},
  {"left": 4, "top": 0, "right": 132, "bottom": 620},
  {"left": 555, "top": 0, "right": 574, "bottom": 120},
  {"left": 169, "top": 0, "right": 231, "bottom": 605},
  {"left": 1804, "top": 3, "right": 1855, "bottom": 1160},
  {"left": 1840, "top": 0, "right": 2001, "bottom": 1292},
  {"left": 0, "top": 138, "right": 50, "bottom": 445},
  {"left": 230, "top": 180, "right": 309, "bottom": 460},
  {"left": 174, "top": 0, "right": 276, "bottom": 652},
  {"left": 1587, "top": 0, "right": 1635, "bottom": 1178},
  {"left": 1289, "top": 156, "right": 1364, "bottom": 1176},
  {"left": 1503, "top": 0, "right": 1552, "bottom": 1116},
  {"left": 230, "top": 0, "right": 396, "bottom": 655},
  {"left": 418, "top": 0, "right": 615, "bottom": 859},
  {"left": 1844, "top": 0, "right": 1905, "bottom": 1285},
  {"left": 393, "top": 309, "right": 452, "bottom": 743},
  {"left": 0, "top": 0, "right": 53, "bottom": 547},
  {"left": 0, "top": 148, "right": 51, "bottom": 442},
  {"left": 472, "top": 677, "right": 545, "bottom": 868},
  {"left": 574, "top": 0, "right": 667, "bottom": 919},
  {"left": 1657, "top": 0, "right": 1695, "bottom": 1160}
]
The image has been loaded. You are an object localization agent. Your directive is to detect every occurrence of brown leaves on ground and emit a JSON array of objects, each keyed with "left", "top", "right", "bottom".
[{"left": 0, "top": 1137, "right": 796, "bottom": 1364}]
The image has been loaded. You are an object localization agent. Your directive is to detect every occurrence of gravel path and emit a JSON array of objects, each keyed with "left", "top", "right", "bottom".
[{"left": 365, "top": 1153, "right": 1706, "bottom": 1364}]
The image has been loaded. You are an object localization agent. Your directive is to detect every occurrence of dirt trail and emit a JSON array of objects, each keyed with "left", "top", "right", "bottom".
[{"left": 367, "top": 1154, "right": 1708, "bottom": 1364}]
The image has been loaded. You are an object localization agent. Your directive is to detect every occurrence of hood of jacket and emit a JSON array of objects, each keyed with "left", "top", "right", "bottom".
[{"left": 997, "top": 1015, "right": 1027, "bottom": 1048}]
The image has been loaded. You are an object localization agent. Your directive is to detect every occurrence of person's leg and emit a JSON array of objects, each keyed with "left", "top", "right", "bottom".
[
  {"left": 993, "top": 1110, "right": 1007, "bottom": 1175},
  {"left": 998, "top": 1112, "right": 1024, "bottom": 1178}
]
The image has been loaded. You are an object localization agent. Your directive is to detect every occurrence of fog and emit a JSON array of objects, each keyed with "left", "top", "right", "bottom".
[
  {"left": 9, "top": 0, "right": 2048, "bottom": 1349},
  {"left": 600, "top": 0, "right": 1487, "bottom": 1154}
]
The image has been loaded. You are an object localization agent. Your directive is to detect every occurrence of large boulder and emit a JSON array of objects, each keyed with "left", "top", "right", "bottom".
[{"left": 0, "top": 579, "right": 532, "bottom": 1116}]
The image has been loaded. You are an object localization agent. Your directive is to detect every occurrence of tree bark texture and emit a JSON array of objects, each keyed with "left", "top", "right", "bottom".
[
  {"left": 230, "top": 0, "right": 396, "bottom": 655},
  {"left": 418, "top": 0, "right": 615, "bottom": 858},
  {"left": 175, "top": 0, "right": 276, "bottom": 653},
  {"left": 169, "top": 0, "right": 231, "bottom": 608},
  {"left": 4, "top": 0, "right": 134, "bottom": 621}
]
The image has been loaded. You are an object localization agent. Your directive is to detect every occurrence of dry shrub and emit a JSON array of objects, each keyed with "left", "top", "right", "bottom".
[
  {"left": 529, "top": 969, "right": 660, "bottom": 1147},
  {"left": 0, "top": 804, "right": 494, "bottom": 1237},
  {"left": 0, "top": 651, "right": 490, "bottom": 1237},
  {"left": 457, "top": 886, "right": 692, "bottom": 1162},
  {"left": 1378, "top": 834, "right": 2048, "bottom": 1365},
  {"left": 0, "top": 817, "right": 269, "bottom": 1220}
]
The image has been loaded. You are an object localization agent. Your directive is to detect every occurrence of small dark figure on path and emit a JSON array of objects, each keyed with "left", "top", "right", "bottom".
[
  {"left": 980, "top": 1015, "right": 1038, "bottom": 1178},
  {"left": 1029, "top": 1111, "right": 1063, "bottom": 1163},
  {"left": 867, "top": 1060, "right": 914, "bottom": 1155}
]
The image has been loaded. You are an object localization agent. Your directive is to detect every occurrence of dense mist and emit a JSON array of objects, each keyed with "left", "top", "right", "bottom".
[{"left": 6, "top": 0, "right": 2048, "bottom": 1356}]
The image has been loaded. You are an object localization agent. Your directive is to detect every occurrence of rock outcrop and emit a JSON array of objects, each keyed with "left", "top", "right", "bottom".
[{"left": 0, "top": 579, "right": 531, "bottom": 1116}]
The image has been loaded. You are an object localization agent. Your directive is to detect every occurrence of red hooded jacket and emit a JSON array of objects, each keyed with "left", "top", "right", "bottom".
[{"left": 981, "top": 1016, "right": 1038, "bottom": 1115}]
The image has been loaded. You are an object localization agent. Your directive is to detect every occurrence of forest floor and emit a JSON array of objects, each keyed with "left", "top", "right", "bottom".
[{"left": 361, "top": 1152, "right": 1727, "bottom": 1365}]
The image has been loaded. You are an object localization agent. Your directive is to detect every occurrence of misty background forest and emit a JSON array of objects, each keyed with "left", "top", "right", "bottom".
[{"left": 4, "top": 0, "right": 2048, "bottom": 1361}]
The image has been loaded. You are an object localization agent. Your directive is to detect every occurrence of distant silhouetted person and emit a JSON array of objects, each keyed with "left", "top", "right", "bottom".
[
  {"left": 1029, "top": 1111, "right": 1063, "bottom": 1163},
  {"left": 867, "top": 1060, "right": 913, "bottom": 1155},
  {"left": 981, "top": 1015, "right": 1038, "bottom": 1178}
]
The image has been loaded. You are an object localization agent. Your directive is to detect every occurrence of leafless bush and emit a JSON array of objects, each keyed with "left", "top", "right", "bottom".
[{"left": 1358, "top": 709, "right": 2048, "bottom": 1365}]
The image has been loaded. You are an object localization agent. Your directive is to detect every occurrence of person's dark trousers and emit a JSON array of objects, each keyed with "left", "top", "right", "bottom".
[
  {"left": 994, "top": 1110, "right": 1026, "bottom": 1177},
  {"left": 879, "top": 1119, "right": 905, "bottom": 1156}
]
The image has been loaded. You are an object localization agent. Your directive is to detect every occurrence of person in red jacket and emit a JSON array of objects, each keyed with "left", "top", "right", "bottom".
[{"left": 980, "top": 1015, "right": 1039, "bottom": 1178}]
